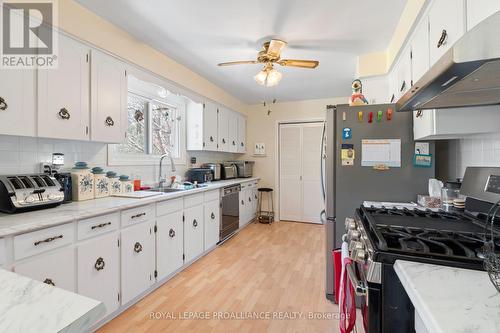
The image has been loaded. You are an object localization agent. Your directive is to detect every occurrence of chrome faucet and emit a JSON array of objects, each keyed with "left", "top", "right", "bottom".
[{"left": 158, "top": 154, "right": 176, "bottom": 188}]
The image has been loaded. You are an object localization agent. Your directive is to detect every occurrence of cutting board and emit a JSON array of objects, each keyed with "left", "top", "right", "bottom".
[{"left": 112, "top": 191, "right": 162, "bottom": 199}]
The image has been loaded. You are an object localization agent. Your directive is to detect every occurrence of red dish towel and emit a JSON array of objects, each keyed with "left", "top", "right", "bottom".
[{"left": 339, "top": 241, "right": 356, "bottom": 333}]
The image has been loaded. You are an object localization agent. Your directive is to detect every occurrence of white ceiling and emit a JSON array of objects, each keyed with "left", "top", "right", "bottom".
[{"left": 77, "top": 0, "right": 408, "bottom": 104}]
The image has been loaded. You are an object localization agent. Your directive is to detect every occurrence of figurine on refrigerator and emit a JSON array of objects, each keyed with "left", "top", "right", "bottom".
[{"left": 349, "top": 79, "right": 369, "bottom": 106}]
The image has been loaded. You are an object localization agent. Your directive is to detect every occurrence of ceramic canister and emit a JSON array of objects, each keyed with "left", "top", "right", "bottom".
[
  {"left": 71, "top": 162, "right": 94, "bottom": 201},
  {"left": 107, "top": 171, "right": 122, "bottom": 195},
  {"left": 119, "top": 175, "right": 134, "bottom": 193},
  {"left": 92, "top": 167, "right": 109, "bottom": 198}
]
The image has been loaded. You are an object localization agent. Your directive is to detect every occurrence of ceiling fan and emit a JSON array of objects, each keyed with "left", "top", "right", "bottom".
[{"left": 217, "top": 39, "right": 319, "bottom": 87}]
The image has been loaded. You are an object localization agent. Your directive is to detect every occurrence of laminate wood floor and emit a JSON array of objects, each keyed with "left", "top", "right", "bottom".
[{"left": 98, "top": 221, "right": 363, "bottom": 333}]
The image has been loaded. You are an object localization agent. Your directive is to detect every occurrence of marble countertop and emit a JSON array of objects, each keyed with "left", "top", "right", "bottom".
[
  {"left": 0, "top": 268, "right": 105, "bottom": 333},
  {"left": 0, "top": 177, "right": 260, "bottom": 237},
  {"left": 394, "top": 260, "right": 500, "bottom": 333}
]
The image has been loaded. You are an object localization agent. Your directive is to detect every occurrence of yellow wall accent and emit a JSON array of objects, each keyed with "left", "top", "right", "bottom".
[
  {"left": 357, "top": 0, "right": 427, "bottom": 77},
  {"left": 57, "top": 0, "right": 245, "bottom": 112}
]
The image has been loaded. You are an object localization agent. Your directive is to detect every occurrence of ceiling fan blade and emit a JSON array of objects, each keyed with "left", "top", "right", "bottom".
[
  {"left": 218, "top": 60, "right": 258, "bottom": 66},
  {"left": 266, "top": 39, "right": 287, "bottom": 58},
  {"left": 278, "top": 59, "right": 319, "bottom": 69}
]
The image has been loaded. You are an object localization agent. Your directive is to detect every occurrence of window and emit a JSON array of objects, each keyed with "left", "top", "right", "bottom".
[{"left": 108, "top": 75, "right": 186, "bottom": 166}]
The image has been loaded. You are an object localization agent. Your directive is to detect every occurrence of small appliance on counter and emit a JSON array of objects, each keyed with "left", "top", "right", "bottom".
[
  {"left": 221, "top": 163, "right": 237, "bottom": 180},
  {"left": 186, "top": 168, "right": 213, "bottom": 183},
  {"left": 53, "top": 172, "right": 72, "bottom": 203},
  {"left": 201, "top": 163, "right": 222, "bottom": 181},
  {"left": 230, "top": 161, "right": 255, "bottom": 178},
  {"left": 0, "top": 174, "right": 64, "bottom": 213}
]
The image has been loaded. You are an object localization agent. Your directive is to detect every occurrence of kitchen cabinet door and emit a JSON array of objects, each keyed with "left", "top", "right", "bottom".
[
  {"left": 217, "top": 107, "right": 230, "bottom": 152},
  {"left": 246, "top": 188, "right": 255, "bottom": 222},
  {"left": 203, "top": 101, "right": 218, "bottom": 151},
  {"left": 14, "top": 246, "right": 75, "bottom": 292},
  {"left": 77, "top": 232, "right": 120, "bottom": 316},
  {"left": 466, "top": 0, "right": 500, "bottom": 30},
  {"left": 396, "top": 45, "right": 412, "bottom": 97},
  {"left": 0, "top": 69, "right": 36, "bottom": 137},
  {"left": 184, "top": 205, "right": 204, "bottom": 262},
  {"left": 121, "top": 220, "right": 155, "bottom": 305},
  {"left": 204, "top": 200, "right": 220, "bottom": 250},
  {"left": 411, "top": 17, "right": 430, "bottom": 84},
  {"left": 156, "top": 210, "right": 184, "bottom": 281},
  {"left": 252, "top": 188, "right": 259, "bottom": 218},
  {"left": 428, "top": 0, "right": 465, "bottom": 66},
  {"left": 228, "top": 111, "right": 239, "bottom": 153},
  {"left": 38, "top": 33, "right": 90, "bottom": 140},
  {"left": 239, "top": 187, "right": 249, "bottom": 227},
  {"left": 388, "top": 67, "right": 398, "bottom": 103},
  {"left": 90, "top": 49, "right": 127, "bottom": 143},
  {"left": 237, "top": 114, "right": 247, "bottom": 153}
]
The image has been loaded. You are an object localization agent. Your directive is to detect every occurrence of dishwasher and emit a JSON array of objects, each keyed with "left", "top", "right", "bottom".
[{"left": 220, "top": 184, "right": 240, "bottom": 242}]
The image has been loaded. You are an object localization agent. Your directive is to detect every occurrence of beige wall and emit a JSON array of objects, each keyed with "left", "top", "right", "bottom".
[
  {"left": 242, "top": 97, "right": 347, "bottom": 213},
  {"left": 57, "top": 0, "right": 245, "bottom": 113}
]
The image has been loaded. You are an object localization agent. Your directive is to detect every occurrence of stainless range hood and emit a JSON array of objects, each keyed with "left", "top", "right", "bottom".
[{"left": 397, "top": 11, "right": 500, "bottom": 112}]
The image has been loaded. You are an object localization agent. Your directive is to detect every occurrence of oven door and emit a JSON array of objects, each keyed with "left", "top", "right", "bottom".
[{"left": 348, "top": 261, "right": 379, "bottom": 333}]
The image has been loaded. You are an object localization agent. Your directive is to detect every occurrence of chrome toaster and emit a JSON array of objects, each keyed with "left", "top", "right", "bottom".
[{"left": 0, "top": 174, "right": 64, "bottom": 213}]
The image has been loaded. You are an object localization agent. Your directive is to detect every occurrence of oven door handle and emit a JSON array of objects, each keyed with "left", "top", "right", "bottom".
[{"left": 346, "top": 262, "right": 367, "bottom": 296}]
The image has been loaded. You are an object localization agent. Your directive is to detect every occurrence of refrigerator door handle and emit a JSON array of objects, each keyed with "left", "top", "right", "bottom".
[{"left": 320, "top": 121, "right": 326, "bottom": 201}]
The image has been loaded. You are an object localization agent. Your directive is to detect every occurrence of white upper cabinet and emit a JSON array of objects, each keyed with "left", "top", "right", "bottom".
[
  {"left": 228, "top": 110, "right": 239, "bottom": 153},
  {"left": 237, "top": 113, "right": 247, "bottom": 153},
  {"left": 428, "top": 0, "right": 465, "bottom": 65},
  {"left": 410, "top": 16, "right": 430, "bottom": 84},
  {"left": 38, "top": 34, "right": 90, "bottom": 141},
  {"left": 397, "top": 45, "right": 413, "bottom": 96},
  {"left": 466, "top": 0, "right": 500, "bottom": 30},
  {"left": 217, "top": 107, "right": 230, "bottom": 152},
  {"left": 0, "top": 69, "right": 36, "bottom": 137},
  {"left": 203, "top": 101, "right": 219, "bottom": 151},
  {"left": 90, "top": 49, "right": 127, "bottom": 143}
]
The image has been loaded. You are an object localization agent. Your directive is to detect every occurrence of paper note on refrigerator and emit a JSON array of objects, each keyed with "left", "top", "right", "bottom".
[{"left": 361, "top": 139, "right": 401, "bottom": 167}]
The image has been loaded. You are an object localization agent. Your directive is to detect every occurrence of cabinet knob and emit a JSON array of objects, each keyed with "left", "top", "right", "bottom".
[
  {"left": 255, "top": 194, "right": 258, "bottom": 200},
  {"left": 222, "top": 138, "right": 226, "bottom": 144},
  {"left": 241, "top": 142, "right": 244, "bottom": 147},
  {"left": 43, "top": 278, "right": 55, "bottom": 286},
  {"left": 248, "top": 197, "right": 251, "bottom": 202},
  {"left": 94, "top": 257, "right": 105, "bottom": 271},
  {"left": 437, "top": 29, "right": 448, "bottom": 48},
  {"left": 193, "top": 219, "right": 198, "bottom": 227},
  {"left": 415, "top": 110, "right": 424, "bottom": 118},
  {"left": 58, "top": 108, "right": 71, "bottom": 120},
  {"left": 210, "top": 136, "right": 214, "bottom": 142},
  {"left": 211, "top": 212, "right": 215, "bottom": 220},
  {"left": 134, "top": 242, "right": 143, "bottom": 253},
  {"left": 169, "top": 228, "right": 176, "bottom": 238},
  {"left": 400, "top": 81, "right": 406, "bottom": 92},
  {"left": 105, "top": 116, "right": 115, "bottom": 126},
  {"left": 241, "top": 200, "right": 244, "bottom": 205},
  {"left": 232, "top": 141, "right": 236, "bottom": 146},
  {"left": 0, "top": 97, "right": 7, "bottom": 110}
]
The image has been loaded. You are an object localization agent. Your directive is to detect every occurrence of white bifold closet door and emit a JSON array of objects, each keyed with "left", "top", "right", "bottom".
[{"left": 279, "top": 122, "right": 323, "bottom": 224}]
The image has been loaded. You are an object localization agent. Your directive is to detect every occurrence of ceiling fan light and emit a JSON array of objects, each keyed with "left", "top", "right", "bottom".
[
  {"left": 254, "top": 70, "right": 267, "bottom": 86},
  {"left": 265, "top": 68, "right": 282, "bottom": 87}
]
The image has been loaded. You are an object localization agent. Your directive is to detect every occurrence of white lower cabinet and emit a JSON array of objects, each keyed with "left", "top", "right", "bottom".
[
  {"left": 77, "top": 232, "right": 120, "bottom": 317},
  {"left": 14, "top": 246, "right": 75, "bottom": 292},
  {"left": 156, "top": 210, "right": 184, "bottom": 281},
  {"left": 204, "top": 200, "right": 220, "bottom": 251},
  {"left": 239, "top": 183, "right": 259, "bottom": 228},
  {"left": 120, "top": 220, "right": 155, "bottom": 305},
  {"left": 184, "top": 205, "right": 204, "bottom": 262}
]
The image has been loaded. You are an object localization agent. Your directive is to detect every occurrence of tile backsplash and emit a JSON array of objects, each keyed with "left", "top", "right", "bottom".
[
  {"left": 436, "top": 133, "right": 500, "bottom": 181},
  {"left": 0, "top": 135, "right": 237, "bottom": 184}
]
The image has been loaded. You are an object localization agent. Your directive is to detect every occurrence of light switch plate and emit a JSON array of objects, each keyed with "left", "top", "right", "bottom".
[{"left": 254, "top": 142, "right": 266, "bottom": 156}]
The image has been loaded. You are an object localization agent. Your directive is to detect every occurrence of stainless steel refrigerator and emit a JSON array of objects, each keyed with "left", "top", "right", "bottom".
[{"left": 320, "top": 104, "right": 435, "bottom": 300}]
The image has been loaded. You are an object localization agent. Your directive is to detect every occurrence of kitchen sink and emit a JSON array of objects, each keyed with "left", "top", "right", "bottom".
[{"left": 150, "top": 187, "right": 188, "bottom": 193}]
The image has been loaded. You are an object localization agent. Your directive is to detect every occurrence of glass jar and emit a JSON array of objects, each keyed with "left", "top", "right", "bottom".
[{"left": 441, "top": 181, "right": 461, "bottom": 212}]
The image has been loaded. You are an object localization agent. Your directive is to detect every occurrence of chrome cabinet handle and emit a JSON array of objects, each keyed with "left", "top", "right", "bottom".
[
  {"left": 34, "top": 234, "right": 63, "bottom": 246},
  {"left": 134, "top": 242, "right": 143, "bottom": 253},
  {"left": 346, "top": 263, "right": 367, "bottom": 296},
  {"left": 58, "top": 108, "right": 70, "bottom": 120},
  {"left": 94, "top": 257, "right": 105, "bottom": 271},
  {"left": 105, "top": 116, "right": 115, "bottom": 126},
  {"left": 169, "top": 228, "right": 175, "bottom": 238},
  {"left": 43, "top": 278, "right": 55, "bottom": 286},
  {"left": 211, "top": 212, "right": 215, "bottom": 220},
  {"left": 193, "top": 219, "right": 198, "bottom": 227},
  {"left": 437, "top": 29, "right": 447, "bottom": 48},
  {"left": 0, "top": 97, "right": 7, "bottom": 110},
  {"left": 91, "top": 222, "right": 111, "bottom": 230}
]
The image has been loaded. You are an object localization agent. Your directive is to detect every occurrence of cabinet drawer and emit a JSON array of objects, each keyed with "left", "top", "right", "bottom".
[
  {"left": 0, "top": 238, "right": 5, "bottom": 266},
  {"left": 204, "top": 190, "right": 220, "bottom": 203},
  {"left": 156, "top": 198, "right": 183, "bottom": 217},
  {"left": 14, "top": 246, "right": 75, "bottom": 292},
  {"left": 78, "top": 212, "right": 120, "bottom": 240},
  {"left": 14, "top": 223, "right": 74, "bottom": 261},
  {"left": 184, "top": 193, "right": 204, "bottom": 208},
  {"left": 121, "top": 204, "right": 154, "bottom": 228}
]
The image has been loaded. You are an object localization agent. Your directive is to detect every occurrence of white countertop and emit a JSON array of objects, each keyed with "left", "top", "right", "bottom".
[
  {"left": 0, "top": 177, "right": 260, "bottom": 237},
  {"left": 394, "top": 260, "right": 500, "bottom": 333},
  {"left": 0, "top": 268, "right": 105, "bottom": 333}
]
